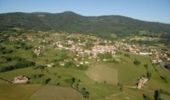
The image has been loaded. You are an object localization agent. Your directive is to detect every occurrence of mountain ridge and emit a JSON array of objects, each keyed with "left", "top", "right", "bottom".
[
  {"left": 1, "top": 11, "right": 169, "bottom": 24},
  {"left": 0, "top": 11, "right": 170, "bottom": 38}
]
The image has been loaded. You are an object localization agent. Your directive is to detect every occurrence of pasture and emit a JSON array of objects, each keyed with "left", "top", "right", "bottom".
[
  {"left": 30, "top": 85, "right": 83, "bottom": 100},
  {"left": 86, "top": 63, "right": 118, "bottom": 85},
  {"left": 0, "top": 80, "right": 41, "bottom": 100},
  {"left": 0, "top": 52, "right": 170, "bottom": 100}
]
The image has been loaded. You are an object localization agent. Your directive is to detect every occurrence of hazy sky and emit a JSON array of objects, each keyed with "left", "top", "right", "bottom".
[{"left": 0, "top": 0, "right": 170, "bottom": 23}]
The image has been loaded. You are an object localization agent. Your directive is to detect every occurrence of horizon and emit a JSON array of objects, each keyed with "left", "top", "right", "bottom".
[
  {"left": 0, "top": 0, "right": 170, "bottom": 24},
  {"left": 1, "top": 11, "right": 170, "bottom": 24}
]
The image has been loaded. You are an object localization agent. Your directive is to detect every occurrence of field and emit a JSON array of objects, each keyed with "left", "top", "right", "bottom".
[
  {"left": 1, "top": 53, "right": 169, "bottom": 100},
  {"left": 86, "top": 63, "right": 118, "bottom": 85},
  {"left": 30, "top": 86, "right": 83, "bottom": 100},
  {"left": 0, "top": 80, "right": 83, "bottom": 100},
  {"left": 0, "top": 80, "right": 41, "bottom": 100}
]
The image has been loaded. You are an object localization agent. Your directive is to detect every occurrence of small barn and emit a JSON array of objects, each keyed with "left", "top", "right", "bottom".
[{"left": 12, "top": 75, "right": 29, "bottom": 84}]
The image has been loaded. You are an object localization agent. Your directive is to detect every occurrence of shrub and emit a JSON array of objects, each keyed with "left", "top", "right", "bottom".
[
  {"left": 144, "top": 64, "right": 148, "bottom": 69},
  {"left": 44, "top": 78, "right": 51, "bottom": 84},
  {"left": 133, "top": 59, "right": 141, "bottom": 65},
  {"left": 160, "top": 76, "right": 168, "bottom": 83},
  {"left": 80, "top": 87, "right": 90, "bottom": 99},
  {"left": 143, "top": 94, "right": 151, "bottom": 100},
  {"left": 124, "top": 53, "right": 130, "bottom": 57}
]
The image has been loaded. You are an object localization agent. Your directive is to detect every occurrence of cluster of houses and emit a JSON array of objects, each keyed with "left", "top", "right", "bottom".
[
  {"left": 121, "top": 43, "right": 152, "bottom": 56},
  {"left": 30, "top": 32, "right": 170, "bottom": 69},
  {"left": 151, "top": 50, "right": 170, "bottom": 64},
  {"left": 7, "top": 34, "right": 34, "bottom": 42},
  {"left": 91, "top": 45, "right": 116, "bottom": 57},
  {"left": 119, "top": 42, "right": 170, "bottom": 65},
  {"left": 123, "top": 44, "right": 140, "bottom": 54},
  {"left": 6, "top": 32, "right": 169, "bottom": 68},
  {"left": 52, "top": 39, "right": 117, "bottom": 58}
]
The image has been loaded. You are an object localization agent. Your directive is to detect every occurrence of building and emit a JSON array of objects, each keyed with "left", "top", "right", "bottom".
[
  {"left": 12, "top": 75, "right": 29, "bottom": 84},
  {"left": 136, "top": 77, "right": 148, "bottom": 89}
]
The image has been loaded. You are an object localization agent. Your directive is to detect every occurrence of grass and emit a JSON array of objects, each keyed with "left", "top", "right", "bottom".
[
  {"left": 0, "top": 53, "right": 170, "bottom": 100},
  {"left": 82, "top": 84, "right": 119, "bottom": 100},
  {"left": 0, "top": 80, "right": 41, "bottom": 100},
  {"left": 147, "top": 65, "right": 170, "bottom": 93},
  {"left": 0, "top": 66, "right": 117, "bottom": 100},
  {"left": 0, "top": 80, "right": 83, "bottom": 100},
  {"left": 110, "top": 52, "right": 151, "bottom": 84},
  {"left": 86, "top": 63, "right": 118, "bottom": 85},
  {"left": 29, "top": 85, "right": 83, "bottom": 100}
]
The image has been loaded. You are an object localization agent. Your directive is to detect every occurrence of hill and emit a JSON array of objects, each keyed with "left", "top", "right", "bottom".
[{"left": 0, "top": 11, "right": 170, "bottom": 38}]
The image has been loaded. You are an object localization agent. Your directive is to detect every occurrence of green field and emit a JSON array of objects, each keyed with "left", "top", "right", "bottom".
[
  {"left": 86, "top": 63, "right": 118, "bottom": 85},
  {"left": 0, "top": 54, "right": 169, "bottom": 100},
  {"left": 30, "top": 85, "right": 83, "bottom": 100},
  {"left": 0, "top": 80, "right": 41, "bottom": 100}
]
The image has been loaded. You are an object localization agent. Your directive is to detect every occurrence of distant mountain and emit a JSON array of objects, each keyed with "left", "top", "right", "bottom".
[{"left": 0, "top": 11, "right": 170, "bottom": 38}]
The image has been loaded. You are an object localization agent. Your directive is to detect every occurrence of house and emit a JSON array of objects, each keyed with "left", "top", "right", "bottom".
[
  {"left": 12, "top": 75, "right": 29, "bottom": 84},
  {"left": 34, "top": 46, "right": 44, "bottom": 56},
  {"left": 47, "top": 63, "right": 54, "bottom": 68},
  {"left": 136, "top": 76, "right": 148, "bottom": 89},
  {"left": 139, "top": 52, "right": 152, "bottom": 55}
]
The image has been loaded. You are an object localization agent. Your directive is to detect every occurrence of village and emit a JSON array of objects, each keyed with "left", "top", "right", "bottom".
[
  {"left": 1, "top": 32, "right": 170, "bottom": 67},
  {"left": 1, "top": 32, "right": 169, "bottom": 88},
  {"left": 1, "top": 31, "right": 170, "bottom": 71},
  {"left": 31, "top": 32, "right": 170, "bottom": 67}
]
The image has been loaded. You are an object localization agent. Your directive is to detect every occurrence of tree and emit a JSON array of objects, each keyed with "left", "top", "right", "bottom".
[
  {"left": 154, "top": 90, "right": 161, "bottom": 100},
  {"left": 133, "top": 59, "right": 141, "bottom": 65},
  {"left": 144, "top": 64, "right": 148, "bottom": 69},
  {"left": 143, "top": 94, "right": 151, "bottom": 100},
  {"left": 72, "top": 77, "right": 75, "bottom": 84},
  {"left": 75, "top": 83, "right": 79, "bottom": 90},
  {"left": 44, "top": 78, "right": 51, "bottom": 84},
  {"left": 124, "top": 53, "right": 130, "bottom": 57},
  {"left": 37, "top": 65, "right": 46, "bottom": 72},
  {"left": 120, "top": 84, "right": 124, "bottom": 92},
  {"left": 160, "top": 76, "right": 168, "bottom": 83},
  {"left": 71, "top": 77, "right": 76, "bottom": 87},
  {"left": 56, "top": 82, "right": 60, "bottom": 86},
  {"left": 81, "top": 87, "right": 90, "bottom": 99},
  {"left": 117, "top": 83, "right": 124, "bottom": 92},
  {"left": 147, "top": 71, "right": 152, "bottom": 79}
]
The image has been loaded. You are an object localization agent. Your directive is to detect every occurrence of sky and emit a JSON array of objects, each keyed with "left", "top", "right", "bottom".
[{"left": 0, "top": 0, "right": 170, "bottom": 23}]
